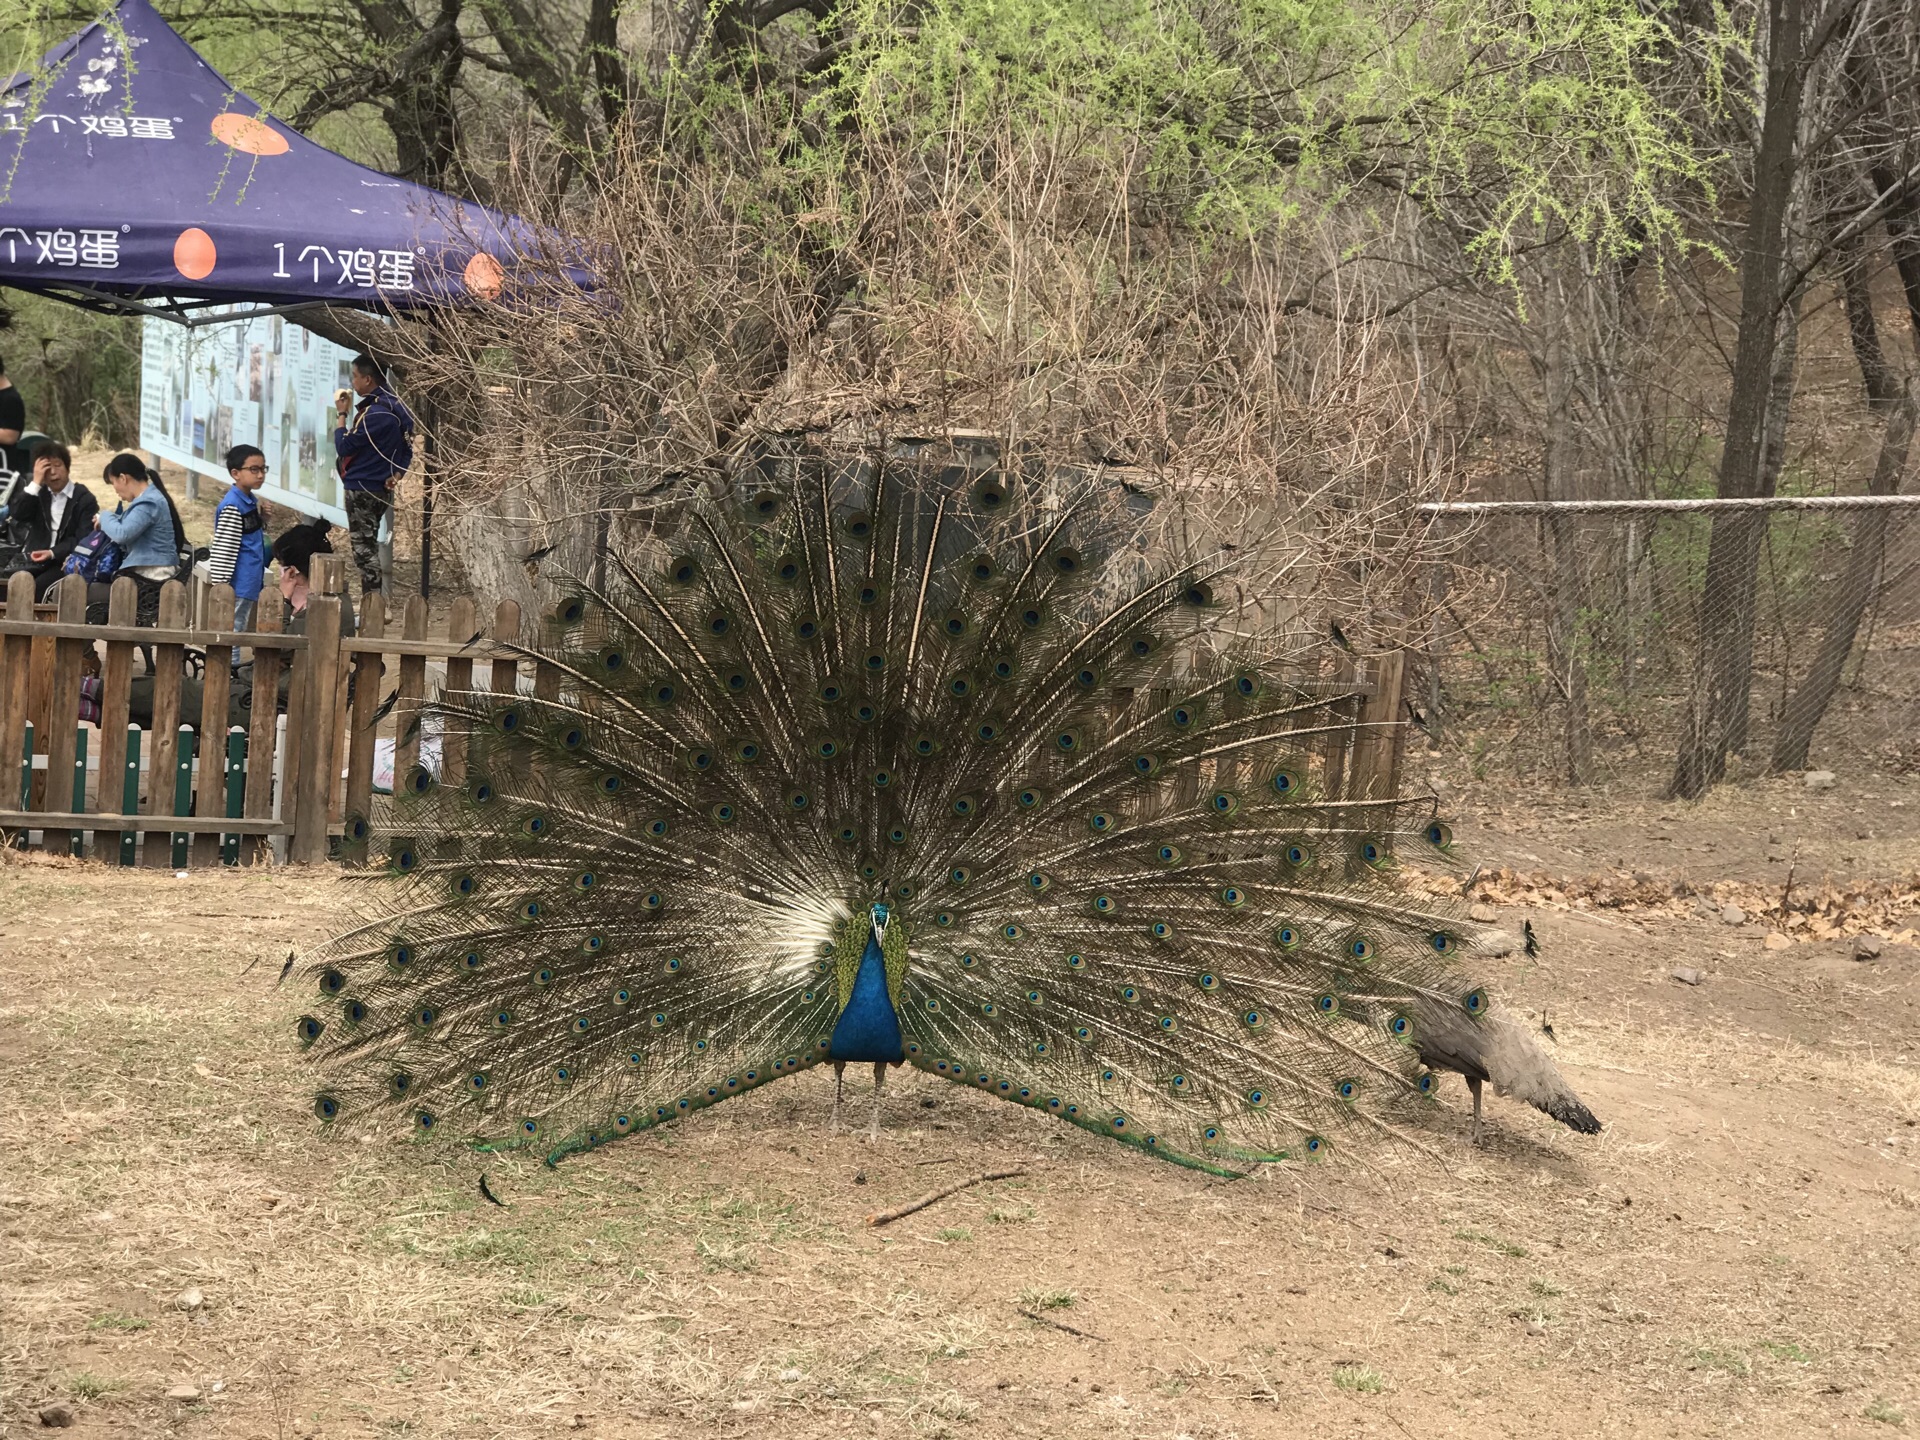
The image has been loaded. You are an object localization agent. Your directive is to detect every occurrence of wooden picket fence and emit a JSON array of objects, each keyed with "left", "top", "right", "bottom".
[
  {"left": 0, "top": 554, "right": 531, "bottom": 867},
  {"left": 0, "top": 555, "right": 1410, "bottom": 868}
]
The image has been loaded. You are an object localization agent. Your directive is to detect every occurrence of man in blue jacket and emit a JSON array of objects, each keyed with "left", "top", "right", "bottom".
[
  {"left": 333, "top": 354, "right": 414, "bottom": 607},
  {"left": 209, "top": 444, "right": 271, "bottom": 631}
]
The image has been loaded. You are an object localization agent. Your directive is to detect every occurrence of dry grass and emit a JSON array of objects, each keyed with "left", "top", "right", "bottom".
[{"left": 3, "top": 785, "right": 1919, "bottom": 1437}]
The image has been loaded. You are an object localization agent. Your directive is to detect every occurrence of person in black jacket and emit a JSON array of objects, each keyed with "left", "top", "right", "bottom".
[{"left": 1, "top": 442, "right": 98, "bottom": 599}]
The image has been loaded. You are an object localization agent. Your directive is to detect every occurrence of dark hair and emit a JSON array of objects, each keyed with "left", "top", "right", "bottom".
[
  {"left": 225, "top": 444, "right": 265, "bottom": 473},
  {"left": 103, "top": 451, "right": 149, "bottom": 484},
  {"left": 31, "top": 440, "right": 71, "bottom": 468},
  {"left": 350, "top": 354, "right": 384, "bottom": 385},
  {"left": 271, "top": 516, "right": 333, "bottom": 576}
]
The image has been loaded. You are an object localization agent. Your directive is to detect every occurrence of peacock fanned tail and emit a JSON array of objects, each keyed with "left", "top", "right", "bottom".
[{"left": 298, "top": 447, "right": 1490, "bottom": 1174}]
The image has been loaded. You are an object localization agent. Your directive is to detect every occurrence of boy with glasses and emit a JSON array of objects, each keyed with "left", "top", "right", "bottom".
[{"left": 211, "top": 445, "right": 272, "bottom": 631}]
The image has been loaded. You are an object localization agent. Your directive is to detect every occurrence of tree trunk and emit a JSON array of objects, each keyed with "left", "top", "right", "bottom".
[
  {"left": 1769, "top": 381, "right": 1917, "bottom": 772},
  {"left": 1539, "top": 281, "right": 1591, "bottom": 784},
  {"left": 1838, "top": 227, "right": 1900, "bottom": 410},
  {"left": 1723, "top": 300, "right": 1801, "bottom": 756},
  {"left": 1669, "top": 0, "right": 1807, "bottom": 799}
]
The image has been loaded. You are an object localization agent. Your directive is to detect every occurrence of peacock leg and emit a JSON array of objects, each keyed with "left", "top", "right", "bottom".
[
  {"left": 868, "top": 1061, "right": 888, "bottom": 1141},
  {"left": 1467, "top": 1076, "right": 1484, "bottom": 1146},
  {"left": 830, "top": 1061, "right": 847, "bottom": 1134}
]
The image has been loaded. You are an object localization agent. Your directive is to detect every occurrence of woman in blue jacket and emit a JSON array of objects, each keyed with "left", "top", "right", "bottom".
[{"left": 91, "top": 452, "right": 183, "bottom": 627}]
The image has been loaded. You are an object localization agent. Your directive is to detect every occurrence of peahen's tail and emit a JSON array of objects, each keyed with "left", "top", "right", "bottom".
[{"left": 1410, "top": 996, "right": 1601, "bottom": 1134}]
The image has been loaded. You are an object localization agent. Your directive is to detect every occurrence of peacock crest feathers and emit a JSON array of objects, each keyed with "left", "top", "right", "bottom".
[{"left": 300, "top": 444, "right": 1492, "bottom": 1174}]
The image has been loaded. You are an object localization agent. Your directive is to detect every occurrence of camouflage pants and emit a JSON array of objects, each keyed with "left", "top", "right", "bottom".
[{"left": 344, "top": 488, "right": 390, "bottom": 593}]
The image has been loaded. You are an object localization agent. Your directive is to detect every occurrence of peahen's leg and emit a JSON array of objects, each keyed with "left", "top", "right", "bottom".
[
  {"left": 830, "top": 1061, "right": 846, "bottom": 1134},
  {"left": 868, "top": 1061, "right": 888, "bottom": 1141},
  {"left": 1467, "top": 1076, "right": 1484, "bottom": 1146}
]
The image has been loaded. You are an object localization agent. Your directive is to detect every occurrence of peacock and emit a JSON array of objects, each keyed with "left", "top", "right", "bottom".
[{"left": 298, "top": 444, "right": 1598, "bottom": 1173}]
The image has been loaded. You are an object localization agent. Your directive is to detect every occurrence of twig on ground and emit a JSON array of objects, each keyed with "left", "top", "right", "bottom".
[
  {"left": 865, "top": 1167, "right": 1025, "bottom": 1226},
  {"left": 1017, "top": 1307, "right": 1105, "bottom": 1340}
]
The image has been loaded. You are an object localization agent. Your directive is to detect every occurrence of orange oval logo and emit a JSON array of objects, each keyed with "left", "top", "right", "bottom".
[
  {"left": 173, "top": 228, "right": 216, "bottom": 281},
  {"left": 210, "top": 112, "right": 289, "bottom": 156},
  {"left": 463, "top": 252, "right": 504, "bottom": 300}
]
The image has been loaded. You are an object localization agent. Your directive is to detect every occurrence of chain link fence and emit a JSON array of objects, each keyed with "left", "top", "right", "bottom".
[{"left": 1413, "top": 499, "right": 1920, "bottom": 788}]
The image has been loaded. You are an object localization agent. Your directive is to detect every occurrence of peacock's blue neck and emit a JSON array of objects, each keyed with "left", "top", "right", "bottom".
[{"left": 828, "top": 930, "right": 904, "bottom": 1063}]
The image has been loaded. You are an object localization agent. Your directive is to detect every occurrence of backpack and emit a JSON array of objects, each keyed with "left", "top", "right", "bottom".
[{"left": 63, "top": 527, "right": 122, "bottom": 583}]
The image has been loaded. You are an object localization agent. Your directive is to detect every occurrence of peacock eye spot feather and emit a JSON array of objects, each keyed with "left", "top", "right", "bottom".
[
  {"left": 1271, "top": 769, "right": 1299, "bottom": 796},
  {"left": 296, "top": 1015, "right": 324, "bottom": 1044},
  {"left": 854, "top": 704, "right": 878, "bottom": 724},
  {"left": 494, "top": 706, "right": 522, "bottom": 734},
  {"left": 733, "top": 741, "right": 762, "bottom": 763},
  {"left": 980, "top": 1001, "right": 998, "bottom": 1017},
  {"left": 788, "top": 790, "right": 811, "bottom": 811},
  {"left": 642, "top": 892, "right": 663, "bottom": 911},
  {"left": 1074, "top": 1026, "right": 1093, "bottom": 1042},
  {"left": 959, "top": 952, "right": 977, "bottom": 968},
  {"left": 1075, "top": 666, "right": 1100, "bottom": 689},
  {"left": 1217, "top": 886, "right": 1244, "bottom": 908},
  {"left": 468, "top": 1072, "right": 489, "bottom": 1090},
  {"left": 968, "top": 555, "right": 996, "bottom": 582},
  {"left": 470, "top": 779, "right": 494, "bottom": 804},
  {"left": 796, "top": 618, "right": 820, "bottom": 641},
  {"left": 345, "top": 815, "right": 368, "bottom": 842},
  {"left": 1183, "top": 581, "right": 1214, "bottom": 607},
  {"left": 1246, "top": 1089, "right": 1267, "bottom": 1107},
  {"left": 1119, "top": 985, "right": 1139, "bottom": 1003},
  {"left": 975, "top": 720, "right": 1001, "bottom": 744},
  {"left": 667, "top": 556, "right": 699, "bottom": 585},
  {"left": 837, "top": 827, "right": 858, "bottom": 844},
  {"left": 1208, "top": 791, "right": 1239, "bottom": 816},
  {"left": 1315, "top": 993, "right": 1339, "bottom": 1016},
  {"left": 750, "top": 491, "right": 785, "bottom": 520},
  {"left": 521, "top": 1119, "right": 540, "bottom": 1136},
  {"left": 818, "top": 683, "right": 843, "bottom": 704},
  {"left": 1416, "top": 1072, "right": 1438, "bottom": 1095},
  {"left": 934, "top": 911, "right": 955, "bottom": 928},
  {"left": 1336, "top": 1078, "right": 1359, "bottom": 1100},
  {"left": 1155, "top": 843, "right": 1183, "bottom": 866},
  {"left": 1016, "top": 788, "right": 1042, "bottom": 809},
  {"left": 1197, "top": 972, "right": 1218, "bottom": 990},
  {"left": 1241, "top": 1008, "right": 1265, "bottom": 1029},
  {"left": 857, "top": 584, "right": 882, "bottom": 607},
  {"left": 553, "top": 596, "right": 585, "bottom": 626},
  {"left": 815, "top": 739, "right": 841, "bottom": 760},
  {"left": 1025, "top": 990, "right": 1042, "bottom": 1005},
  {"left": 1426, "top": 820, "right": 1454, "bottom": 848},
  {"left": 1430, "top": 931, "right": 1455, "bottom": 953},
  {"left": 948, "top": 672, "right": 974, "bottom": 698},
  {"left": 949, "top": 865, "right": 971, "bottom": 886},
  {"left": 1055, "top": 728, "right": 1082, "bottom": 752},
  {"left": 1066, "top": 952, "right": 1087, "bottom": 970},
  {"left": 1088, "top": 811, "right": 1115, "bottom": 832},
  {"left": 1348, "top": 936, "right": 1375, "bottom": 962},
  {"left": 887, "top": 826, "right": 909, "bottom": 846},
  {"left": 775, "top": 556, "right": 801, "bottom": 582},
  {"left": 1151, "top": 920, "right": 1173, "bottom": 940},
  {"left": 990, "top": 658, "right": 1015, "bottom": 681},
  {"left": 574, "top": 871, "right": 596, "bottom": 891},
  {"left": 392, "top": 848, "right": 417, "bottom": 872},
  {"left": 313, "top": 1094, "right": 339, "bottom": 1122},
  {"left": 597, "top": 648, "right": 625, "bottom": 673},
  {"left": 1273, "top": 925, "right": 1301, "bottom": 951},
  {"left": 1158, "top": 1014, "right": 1178, "bottom": 1032},
  {"left": 1463, "top": 989, "right": 1488, "bottom": 1016},
  {"left": 461, "top": 950, "right": 483, "bottom": 971},
  {"left": 871, "top": 770, "right": 892, "bottom": 789},
  {"left": 865, "top": 651, "right": 886, "bottom": 672},
  {"left": 1092, "top": 894, "right": 1117, "bottom": 915},
  {"left": 1389, "top": 1013, "right": 1413, "bottom": 1038},
  {"left": 1235, "top": 673, "right": 1262, "bottom": 697},
  {"left": 1359, "top": 838, "right": 1387, "bottom": 866},
  {"left": 451, "top": 873, "right": 476, "bottom": 897},
  {"left": 859, "top": 862, "right": 881, "bottom": 880},
  {"left": 650, "top": 1012, "right": 668, "bottom": 1028},
  {"left": 407, "top": 766, "right": 433, "bottom": 794},
  {"left": 971, "top": 476, "right": 1008, "bottom": 511},
  {"left": 522, "top": 814, "right": 549, "bottom": 838},
  {"left": 1001, "top": 923, "right": 1023, "bottom": 940},
  {"left": 651, "top": 682, "right": 676, "bottom": 705},
  {"left": 1285, "top": 842, "right": 1311, "bottom": 867},
  {"left": 1050, "top": 546, "right": 1083, "bottom": 575},
  {"left": 320, "top": 969, "right": 346, "bottom": 995},
  {"left": 722, "top": 670, "right": 751, "bottom": 693},
  {"left": 950, "top": 794, "right": 977, "bottom": 817},
  {"left": 388, "top": 1071, "right": 414, "bottom": 1098},
  {"left": 646, "top": 819, "right": 669, "bottom": 838},
  {"left": 1026, "top": 870, "right": 1050, "bottom": 892},
  {"left": 1019, "top": 606, "right": 1044, "bottom": 629},
  {"left": 1131, "top": 752, "right": 1161, "bottom": 777},
  {"left": 845, "top": 511, "right": 876, "bottom": 539}
]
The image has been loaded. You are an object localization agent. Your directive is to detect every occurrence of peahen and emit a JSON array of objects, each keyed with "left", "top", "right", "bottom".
[{"left": 299, "top": 447, "right": 1599, "bottom": 1173}]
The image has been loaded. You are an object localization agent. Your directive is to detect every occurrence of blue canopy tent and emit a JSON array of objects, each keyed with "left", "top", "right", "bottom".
[
  {"left": 0, "top": 0, "right": 567, "bottom": 323},
  {"left": 0, "top": 0, "right": 591, "bottom": 590}
]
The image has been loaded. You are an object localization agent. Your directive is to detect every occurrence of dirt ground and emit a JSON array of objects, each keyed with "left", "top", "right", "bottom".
[{"left": 2, "top": 770, "right": 1918, "bottom": 1440}]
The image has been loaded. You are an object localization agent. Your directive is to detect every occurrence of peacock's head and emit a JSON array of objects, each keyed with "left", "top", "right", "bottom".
[{"left": 869, "top": 902, "right": 890, "bottom": 937}]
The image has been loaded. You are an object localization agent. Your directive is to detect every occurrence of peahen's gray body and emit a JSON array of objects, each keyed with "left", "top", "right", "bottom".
[
  {"left": 297, "top": 451, "right": 1599, "bottom": 1170},
  {"left": 1410, "top": 997, "right": 1601, "bottom": 1140}
]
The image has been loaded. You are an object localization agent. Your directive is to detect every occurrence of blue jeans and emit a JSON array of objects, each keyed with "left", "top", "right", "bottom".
[{"left": 233, "top": 596, "right": 257, "bottom": 633}]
